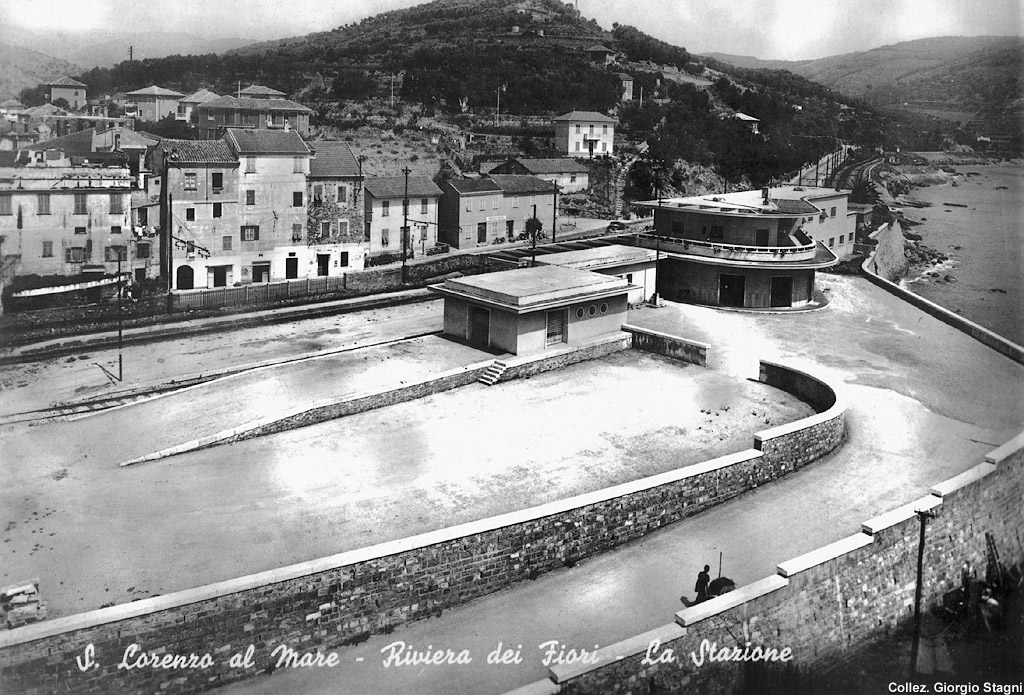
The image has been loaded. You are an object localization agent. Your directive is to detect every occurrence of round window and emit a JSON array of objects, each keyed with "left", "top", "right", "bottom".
[
  {"left": 588, "top": 305, "right": 597, "bottom": 316},
  {"left": 575, "top": 307, "right": 585, "bottom": 319},
  {"left": 600, "top": 302, "right": 608, "bottom": 314}
]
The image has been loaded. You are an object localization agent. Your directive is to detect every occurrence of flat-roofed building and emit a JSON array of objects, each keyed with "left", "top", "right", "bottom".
[
  {"left": 535, "top": 244, "right": 658, "bottom": 305},
  {"left": 430, "top": 264, "right": 629, "bottom": 355}
]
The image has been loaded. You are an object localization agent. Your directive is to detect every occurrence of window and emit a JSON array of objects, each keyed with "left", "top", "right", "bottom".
[
  {"left": 421, "top": 198, "right": 428, "bottom": 214},
  {"left": 245, "top": 156, "right": 256, "bottom": 173},
  {"left": 246, "top": 190, "right": 255, "bottom": 205},
  {"left": 241, "top": 225, "right": 259, "bottom": 241},
  {"left": 186, "top": 208, "right": 196, "bottom": 221},
  {"left": 828, "top": 238, "right": 835, "bottom": 247},
  {"left": 382, "top": 200, "right": 390, "bottom": 217},
  {"left": 340, "top": 251, "right": 349, "bottom": 267},
  {"left": 321, "top": 221, "right": 330, "bottom": 236},
  {"left": 465, "top": 199, "right": 471, "bottom": 212},
  {"left": 575, "top": 124, "right": 580, "bottom": 134},
  {"left": 222, "top": 235, "right": 232, "bottom": 251},
  {"left": 337, "top": 186, "right": 347, "bottom": 203},
  {"left": 839, "top": 234, "right": 845, "bottom": 244},
  {"left": 74, "top": 226, "right": 87, "bottom": 235},
  {"left": 291, "top": 224, "right": 303, "bottom": 242},
  {"left": 213, "top": 203, "right": 222, "bottom": 218},
  {"left": 104, "top": 246, "right": 127, "bottom": 262},
  {"left": 381, "top": 228, "right": 389, "bottom": 246},
  {"left": 212, "top": 172, "right": 223, "bottom": 191},
  {"left": 601, "top": 142, "right": 607, "bottom": 152},
  {"left": 42, "top": 241, "right": 53, "bottom": 257},
  {"left": 513, "top": 195, "right": 519, "bottom": 208},
  {"left": 1, "top": 193, "right": 13, "bottom": 215},
  {"left": 570, "top": 174, "right": 576, "bottom": 184},
  {"left": 65, "top": 247, "right": 85, "bottom": 262},
  {"left": 137, "top": 242, "right": 150, "bottom": 259},
  {"left": 74, "top": 193, "right": 87, "bottom": 215},
  {"left": 293, "top": 157, "right": 304, "bottom": 173},
  {"left": 478, "top": 197, "right": 485, "bottom": 211},
  {"left": 492, "top": 196, "right": 499, "bottom": 210},
  {"left": 338, "top": 220, "right": 350, "bottom": 238},
  {"left": 575, "top": 141, "right": 580, "bottom": 152},
  {"left": 830, "top": 206, "right": 837, "bottom": 218},
  {"left": 709, "top": 225, "right": 724, "bottom": 240},
  {"left": 183, "top": 173, "right": 197, "bottom": 191},
  {"left": 293, "top": 191, "right": 303, "bottom": 207},
  {"left": 589, "top": 124, "right": 594, "bottom": 135},
  {"left": 37, "top": 193, "right": 50, "bottom": 215},
  {"left": 111, "top": 225, "right": 122, "bottom": 234},
  {"left": 137, "top": 207, "right": 148, "bottom": 225},
  {"left": 602, "top": 125, "right": 608, "bottom": 134},
  {"left": 110, "top": 194, "right": 124, "bottom": 214}
]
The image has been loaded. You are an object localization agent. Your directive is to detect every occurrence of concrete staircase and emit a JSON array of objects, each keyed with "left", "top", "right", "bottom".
[{"left": 478, "top": 360, "right": 508, "bottom": 386}]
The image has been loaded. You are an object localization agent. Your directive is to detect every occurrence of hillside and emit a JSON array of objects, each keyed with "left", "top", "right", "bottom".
[
  {"left": 705, "top": 37, "right": 1024, "bottom": 135},
  {"left": 0, "top": 42, "right": 82, "bottom": 101}
]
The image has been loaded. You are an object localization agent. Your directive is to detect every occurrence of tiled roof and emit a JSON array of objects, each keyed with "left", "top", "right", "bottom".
[
  {"left": 308, "top": 141, "right": 361, "bottom": 178},
  {"left": 47, "top": 76, "right": 87, "bottom": 88},
  {"left": 199, "top": 95, "right": 312, "bottom": 113},
  {"left": 617, "top": 73, "right": 634, "bottom": 80},
  {"left": 160, "top": 139, "right": 237, "bottom": 163},
  {"left": 223, "top": 128, "right": 311, "bottom": 155},
  {"left": 21, "top": 103, "right": 67, "bottom": 117},
  {"left": 734, "top": 112, "right": 760, "bottom": 122},
  {"left": 503, "top": 158, "right": 589, "bottom": 175},
  {"left": 488, "top": 174, "right": 557, "bottom": 195},
  {"left": 0, "top": 99, "right": 26, "bottom": 109},
  {"left": 125, "top": 85, "right": 186, "bottom": 98},
  {"left": 446, "top": 178, "right": 502, "bottom": 194},
  {"left": 29, "top": 129, "right": 97, "bottom": 156},
  {"left": 365, "top": 176, "right": 443, "bottom": 199},
  {"left": 180, "top": 88, "right": 220, "bottom": 104},
  {"left": 552, "top": 110, "right": 616, "bottom": 123},
  {"left": 238, "top": 85, "right": 286, "bottom": 98},
  {"left": 585, "top": 45, "right": 614, "bottom": 53}
]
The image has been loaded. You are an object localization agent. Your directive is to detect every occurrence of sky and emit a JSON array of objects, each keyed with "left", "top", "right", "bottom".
[{"left": 0, "top": 0, "right": 1021, "bottom": 60}]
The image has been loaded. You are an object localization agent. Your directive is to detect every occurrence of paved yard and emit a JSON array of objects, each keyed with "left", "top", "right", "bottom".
[{"left": 1, "top": 346, "right": 810, "bottom": 617}]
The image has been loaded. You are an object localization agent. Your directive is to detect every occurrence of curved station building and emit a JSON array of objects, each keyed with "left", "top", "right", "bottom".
[{"left": 635, "top": 186, "right": 853, "bottom": 309}]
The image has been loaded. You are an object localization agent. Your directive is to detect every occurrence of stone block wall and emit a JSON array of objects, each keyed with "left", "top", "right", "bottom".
[
  {"left": 549, "top": 436, "right": 1024, "bottom": 695},
  {"left": 621, "top": 324, "right": 709, "bottom": 367},
  {"left": 0, "top": 354, "right": 846, "bottom": 695},
  {"left": 499, "top": 334, "right": 632, "bottom": 381}
]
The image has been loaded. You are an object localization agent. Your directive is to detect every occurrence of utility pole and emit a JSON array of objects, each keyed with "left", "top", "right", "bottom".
[
  {"left": 909, "top": 508, "right": 937, "bottom": 679},
  {"left": 531, "top": 203, "right": 538, "bottom": 267},
  {"left": 495, "top": 84, "right": 506, "bottom": 128},
  {"left": 129, "top": 45, "right": 133, "bottom": 62},
  {"left": 551, "top": 182, "right": 558, "bottom": 244},
  {"left": 401, "top": 166, "right": 411, "bottom": 283},
  {"left": 116, "top": 254, "right": 123, "bottom": 380}
]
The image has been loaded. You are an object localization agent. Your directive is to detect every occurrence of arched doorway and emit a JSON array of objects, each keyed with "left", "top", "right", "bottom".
[{"left": 176, "top": 265, "right": 194, "bottom": 290}]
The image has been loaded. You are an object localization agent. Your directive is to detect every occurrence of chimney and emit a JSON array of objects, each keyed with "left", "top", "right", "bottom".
[
  {"left": 114, "top": 133, "right": 121, "bottom": 151},
  {"left": 284, "top": 120, "right": 290, "bottom": 132},
  {"left": 761, "top": 187, "right": 769, "bottom": 204}
]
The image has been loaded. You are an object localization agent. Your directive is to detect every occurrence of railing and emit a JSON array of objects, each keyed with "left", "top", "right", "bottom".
[
  {"left": 636, "top": 230, "right": 818, "bottom": 262},
  {"left": 173, "top": 276, "right": 346, "bottom": 311}
]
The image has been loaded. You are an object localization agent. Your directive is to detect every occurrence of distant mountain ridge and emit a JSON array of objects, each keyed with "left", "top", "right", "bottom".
[
  {"left": 704, "top": 36, "right": 1024, "bottom": 133},
  {"left": 0, "top": 42, "right": 82, "bottom": 102}
]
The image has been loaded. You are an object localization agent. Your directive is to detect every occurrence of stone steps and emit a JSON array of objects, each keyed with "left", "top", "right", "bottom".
[{"left": 477, "top": 360, "right": 508, "bottom": 386}]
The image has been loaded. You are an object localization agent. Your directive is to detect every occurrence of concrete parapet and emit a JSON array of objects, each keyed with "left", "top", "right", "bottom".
[{"left": 621, "top": 324, "right": 709, "bottom": 367}]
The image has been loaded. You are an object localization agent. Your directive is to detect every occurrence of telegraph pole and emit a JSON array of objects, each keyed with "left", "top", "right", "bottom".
[
  {"left": 909, "top": 508, "right": 937, "bottom": 679},
  {"left": 401, "top": 166, "right": 411, "bottom": 283}
]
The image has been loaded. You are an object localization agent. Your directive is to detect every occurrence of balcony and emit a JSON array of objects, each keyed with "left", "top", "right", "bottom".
[{"left": 635, "top": 230, "right": 835, "bottom": 268}]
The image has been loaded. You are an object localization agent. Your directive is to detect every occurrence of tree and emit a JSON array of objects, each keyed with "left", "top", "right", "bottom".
[
  {"left": 525, "top": 216, "right": 543, "bottom": 240},
  {"left": 51, "top": 97, "right": 71, "bottom": 111},
  {"left": 848, "top": 174, "right": 882, "bottom": 205}
]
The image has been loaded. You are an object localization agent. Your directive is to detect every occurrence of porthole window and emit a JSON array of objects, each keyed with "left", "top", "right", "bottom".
[
  {"left": 588, "top": 305, "right": 597, "bottom": 316},
  {"left": 600, "top": 302, "right": 608, "bottom": 314},
  {"left": 576, "top": 307, "right": 585, "bottom": 319}
]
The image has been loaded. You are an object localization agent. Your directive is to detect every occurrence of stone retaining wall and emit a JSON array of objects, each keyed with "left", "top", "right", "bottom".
[
  {"left": 538, "top": 434, "right": 1024, "bottom": 695},
  {"left": 0, "top": 355, "right": 845, "bottom": 695},
  {"left": 621, "top": 324, "right": 709, "bottom": 367}
]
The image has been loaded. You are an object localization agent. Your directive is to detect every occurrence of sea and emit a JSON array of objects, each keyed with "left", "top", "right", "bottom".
[{"left": 901, "top": 164, "right": 1024, "bottom": 347}]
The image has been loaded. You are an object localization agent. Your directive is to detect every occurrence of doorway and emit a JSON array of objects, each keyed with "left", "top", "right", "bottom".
[
  {"left": 211, "top": 265, "right": 230, "bottom": 288},
  {"left": 252, "top": 262, "right": 270, "bottom": 283},
  {"left": 546, "top": 309, "right": 566, "bottom": 347},
  {"left": 770, "top": 276, "right": 793, "bottom": 308},
  {"left": 285, "top": 256, "right": 298, "bottom": 279},
  {"left": 176, "top": 265, "right": 194, "bottom": 290},
  {"left": 718, "top": 273, "right": 745, "bottom": 307},
  {"left": 317, "top": 254, "right": 330, "bottom": 276},
  {"left": 469, "top": 306, "right": 490, "bottom": 347}
]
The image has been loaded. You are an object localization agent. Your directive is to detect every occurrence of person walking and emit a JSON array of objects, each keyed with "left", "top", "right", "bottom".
[{"left": 695, "top": 565, "right": 711, "bottom": 603}]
